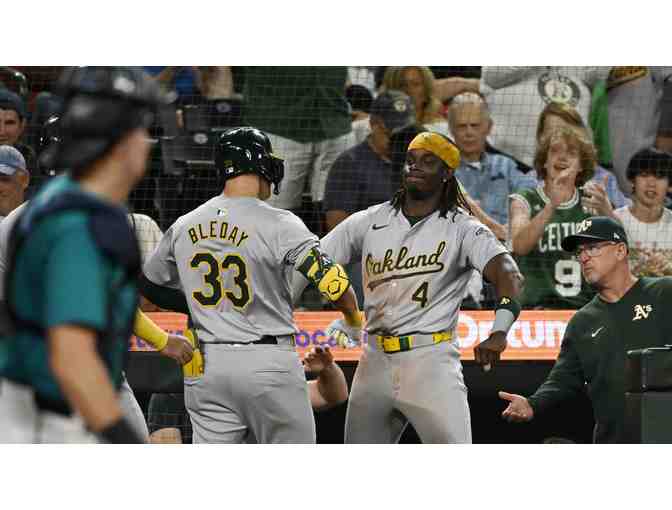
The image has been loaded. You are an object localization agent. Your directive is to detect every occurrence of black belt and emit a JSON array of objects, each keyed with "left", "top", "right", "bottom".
[{"left": 202, "top": 335, "right": 293, "bottom": 346}]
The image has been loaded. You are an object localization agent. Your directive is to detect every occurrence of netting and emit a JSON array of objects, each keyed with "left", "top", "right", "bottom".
[{"left": 2, "top": 66, "right": 671, "bottom": 311}]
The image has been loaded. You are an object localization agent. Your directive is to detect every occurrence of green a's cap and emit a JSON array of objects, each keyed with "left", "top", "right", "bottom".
[{"left": 561, "top": 216, "right": 628, "bottom": 252}]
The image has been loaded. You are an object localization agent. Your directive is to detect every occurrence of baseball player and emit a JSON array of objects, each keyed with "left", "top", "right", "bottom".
[
  {"left": 316, "top": 131, "right": 525, "bottom": 443},
  {"left": 148, "top": 343, "right": 350, "bottom": 443},
  {"left": 0, "top": 67, "right": 177, "bottom": 443},
  {"left": 141, "top": 126, "right": 362, "bottom": 444},
  {"left": 0, "top": 112, "right": 192, "bottom": 443}
]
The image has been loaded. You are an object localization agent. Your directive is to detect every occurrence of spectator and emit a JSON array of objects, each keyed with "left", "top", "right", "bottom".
[
  {"left": 129, "top": 211, "right": 165, "bottom": 312},
  {"left": 345, "top": 84, "right": 373, "bottom": 122},
  {"left": 0, "top": 89, "right": 36, "bottom": 171},
  {"left": 324, "top": 90, "right": 416, "bottom": 231},
  {"left": 243, "top": 66, "right": 353, "bottom": 215},
  {"left": 449, "top": 92, "right": 537, "bottom": 237},
  {"left": 381, "top": 67, "right": 451, "bottom": 137},
  {"left": 509, "top": 128, "right": 608, "bottom": 309},
  {"left": 0, "top": 145, "right": 29, "bottom": 220},
  {"left": 531, "top": 101, "right": 629, "bottom": 209},
  {"left": 606, "top": 67, "right": 672, "bottom": 194},
  {"left": 347, "top": 85, "right": 376, "bottom": 146},
  {"left": 323, "top": 91, "right": 416, "bottom": 304},
  {"left": 481, "top": 66, "right": 607, "bottom": 168},
  {"left": 613, "top": 148, "right": 672, "bottom": 277}
]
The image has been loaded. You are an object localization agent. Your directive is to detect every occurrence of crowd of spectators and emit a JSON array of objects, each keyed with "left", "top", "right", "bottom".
[{"left": 2, "top": 66, "right": 672, "bottom": 311}]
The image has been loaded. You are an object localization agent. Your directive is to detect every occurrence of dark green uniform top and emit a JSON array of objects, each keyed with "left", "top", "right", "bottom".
[
  {"left": 511, "top": 186, "right": 594, "bottom": 309},
  {"left": 528, "top": 277, "right": 672, "bottom": 443},
  {"left": 243, "top": 66, "right": 351, "bottom": 143},
  {"left": 0, "top": 176, "right": 138, "bottom": 410}
]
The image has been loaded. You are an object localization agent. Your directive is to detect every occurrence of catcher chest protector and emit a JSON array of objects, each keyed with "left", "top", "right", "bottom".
[{"left": 214, "top": 126, "right": 285, "bottom": 194}]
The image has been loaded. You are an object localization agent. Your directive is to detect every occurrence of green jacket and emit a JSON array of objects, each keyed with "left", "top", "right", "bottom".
[{"left": 528, "top": 277, "right": 672, "bottom": 443}]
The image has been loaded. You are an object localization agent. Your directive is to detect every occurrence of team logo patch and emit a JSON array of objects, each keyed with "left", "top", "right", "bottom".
[
  {"left": 538, "top": 72, "right": 581, "bottom": 107},
  {"left": 633, "top": 304, "right": 652, "bottom": 321},
  {"left": 393, "top": 99, "right": 408, "bottom": 112}
]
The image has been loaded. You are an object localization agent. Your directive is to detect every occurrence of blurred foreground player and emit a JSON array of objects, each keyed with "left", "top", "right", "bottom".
[{"left": 0, "top": 67, "right": 172, "bottom": 443}]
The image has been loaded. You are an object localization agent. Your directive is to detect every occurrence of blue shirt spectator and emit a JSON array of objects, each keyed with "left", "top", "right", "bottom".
[
  {"left": 449, "top": 92, "right": 537, "bottom": 228},
  {"left": 455, "top": 152, "right": 537, "bottom": 226}
]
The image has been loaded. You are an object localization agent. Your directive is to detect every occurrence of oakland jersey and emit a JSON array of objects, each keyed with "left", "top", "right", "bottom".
[
  {"left": 510, "top": 185, "right": 594, "bottom": 309},
  {"left": 321, "top": 202, "right": 507, "bottom": 336},
  {"left": 144, "top": 195, "right": 318, "bottom": 343}
]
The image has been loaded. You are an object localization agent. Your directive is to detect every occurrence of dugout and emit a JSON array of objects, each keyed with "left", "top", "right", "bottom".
[{"left": 126, "top": 353, "right": 595, "bottom": 444}]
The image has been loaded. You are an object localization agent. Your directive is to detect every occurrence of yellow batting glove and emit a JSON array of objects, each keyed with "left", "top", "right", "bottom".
[{"left": 182, "top": 328, "right": 204, "bottom": 378}]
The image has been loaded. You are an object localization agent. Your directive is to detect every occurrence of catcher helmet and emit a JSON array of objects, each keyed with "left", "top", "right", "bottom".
[
  {"left": 215, "top": 127, "right": 284, "bottom": 195},
  {"left": 42, "top": 67, "right": 172, "bottom": 172}
]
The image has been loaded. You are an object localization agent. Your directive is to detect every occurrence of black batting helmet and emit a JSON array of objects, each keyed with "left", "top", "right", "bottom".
[
  {"left": 41, "top": 66, "right": 172, "bottom": 173},
  {"left": 214, "top": 127, "right": 284, "bottom": 194}
]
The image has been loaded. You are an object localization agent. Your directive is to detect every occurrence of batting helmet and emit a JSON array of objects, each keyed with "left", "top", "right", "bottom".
[
  {"left": 215, "top": 127, "right": 284, "bottom": 194},
  {"left": 41, "top": 66, "right": 172, "bottom": 172}
]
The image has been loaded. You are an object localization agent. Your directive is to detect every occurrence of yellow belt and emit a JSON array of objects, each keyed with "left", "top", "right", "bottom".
[{"left": 375, "top": 331, "right": 454, "bottom": 353}]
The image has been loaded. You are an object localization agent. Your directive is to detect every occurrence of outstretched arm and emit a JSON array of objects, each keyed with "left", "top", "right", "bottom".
[{"left": 304, "top": 345, "right": 349, "bottom": 411}]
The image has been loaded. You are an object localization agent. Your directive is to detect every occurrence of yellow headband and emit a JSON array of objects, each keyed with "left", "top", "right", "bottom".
[{"left": 408, "top": 132, "right": 460, "bottom": 170}]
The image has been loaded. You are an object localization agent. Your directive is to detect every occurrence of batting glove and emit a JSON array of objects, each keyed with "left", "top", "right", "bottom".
[{"left": 326, "top": 318, "right": 361, "bottom": 348}]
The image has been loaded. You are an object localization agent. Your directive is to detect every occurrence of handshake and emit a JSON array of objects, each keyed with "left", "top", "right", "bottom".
[{"left": 325, "top": 313, "right": 364, "bottom": 349}]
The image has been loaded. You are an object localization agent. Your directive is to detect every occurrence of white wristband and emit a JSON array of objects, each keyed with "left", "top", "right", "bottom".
[{"left": 492, "top": 308, "right": 516, "bottom": 335}]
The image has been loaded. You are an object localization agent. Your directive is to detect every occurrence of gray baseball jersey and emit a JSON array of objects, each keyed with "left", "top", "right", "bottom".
[
  {"left": 320, "top": 201, "right": 508, "bottom": 443},
  {"left": 322, "top": 202, "right": 507, "bottom": 335},
  {"left": 143, "top": 194, "right": 318, "bottom": 443},
  {"left": 144, "top": 195, "right": 318, "bottom": 343}
]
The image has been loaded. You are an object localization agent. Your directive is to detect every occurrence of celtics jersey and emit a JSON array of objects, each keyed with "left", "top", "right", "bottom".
[
  {"left": 510, "top": 185, "right": 594, "bottom": 309},
  {"left": 320, "top": 202, "right": 508, "bottom": 336},
  {"left": 528, "top": 277, "right": 672, "bottom": 443},
  {"left": 143, "top": 195, "right": 318, "bottom": 343}
]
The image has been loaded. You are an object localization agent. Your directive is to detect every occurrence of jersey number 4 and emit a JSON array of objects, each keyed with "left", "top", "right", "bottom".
[
  {"left": 190, "top": 252, "right": 252, "bottom": 309},
  {"left": 412, "top": 282, "right": 429, "bottom": 308}
]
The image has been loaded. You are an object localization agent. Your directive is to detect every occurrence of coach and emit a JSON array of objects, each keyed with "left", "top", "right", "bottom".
[{"left": 499, "top": 216, "right": 672, "bottom": 443}]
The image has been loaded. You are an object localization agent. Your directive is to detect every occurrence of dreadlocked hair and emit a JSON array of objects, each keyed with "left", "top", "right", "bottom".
[{"left": 391, "top": 169, "right": 473, "bottom": 220}]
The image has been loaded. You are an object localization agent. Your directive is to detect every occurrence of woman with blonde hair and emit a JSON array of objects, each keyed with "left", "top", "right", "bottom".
[{"left": 382, "top": 66, "right": 450, "bottom": 136}]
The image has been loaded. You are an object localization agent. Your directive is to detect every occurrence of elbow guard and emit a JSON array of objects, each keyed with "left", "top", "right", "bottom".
[{"left": 297, "top": 247, "right": 350, "bottom": 302}]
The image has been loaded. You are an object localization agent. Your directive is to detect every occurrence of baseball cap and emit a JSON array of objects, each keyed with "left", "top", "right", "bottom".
[
  {"left": 561, "top": 216, "right": 628, "bottom": 252},
  {"left": 370, "top": 90, "right": 416, "bottom": 134},
  {"left": 0, "top": 145, "right": 28, "bottom": 176},
  {"left": 626, "top": 147, "right": 672, "bottom": 181},
  {"left": 0, "top": 89, "right": 27, "bottom": 119}
]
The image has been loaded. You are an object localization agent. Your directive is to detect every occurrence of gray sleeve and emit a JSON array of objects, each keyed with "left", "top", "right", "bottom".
[
  {"left": 142, "top": 223, "right": 181, "bottom": 290},
  {"left": 458, "top": 219, "right": 509, "bottom": 274},
  {"left": 321, "top": 209, "right": 370, "bottom": 266},
  {"left": 480, "top": 66, "right": 545, "bottom": 91},
  {"left": 290, "top": 209, "right": 369, "bottom": 304},
  {"left": 277, "top": 212, "right": 319, "bottom": 267}
]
